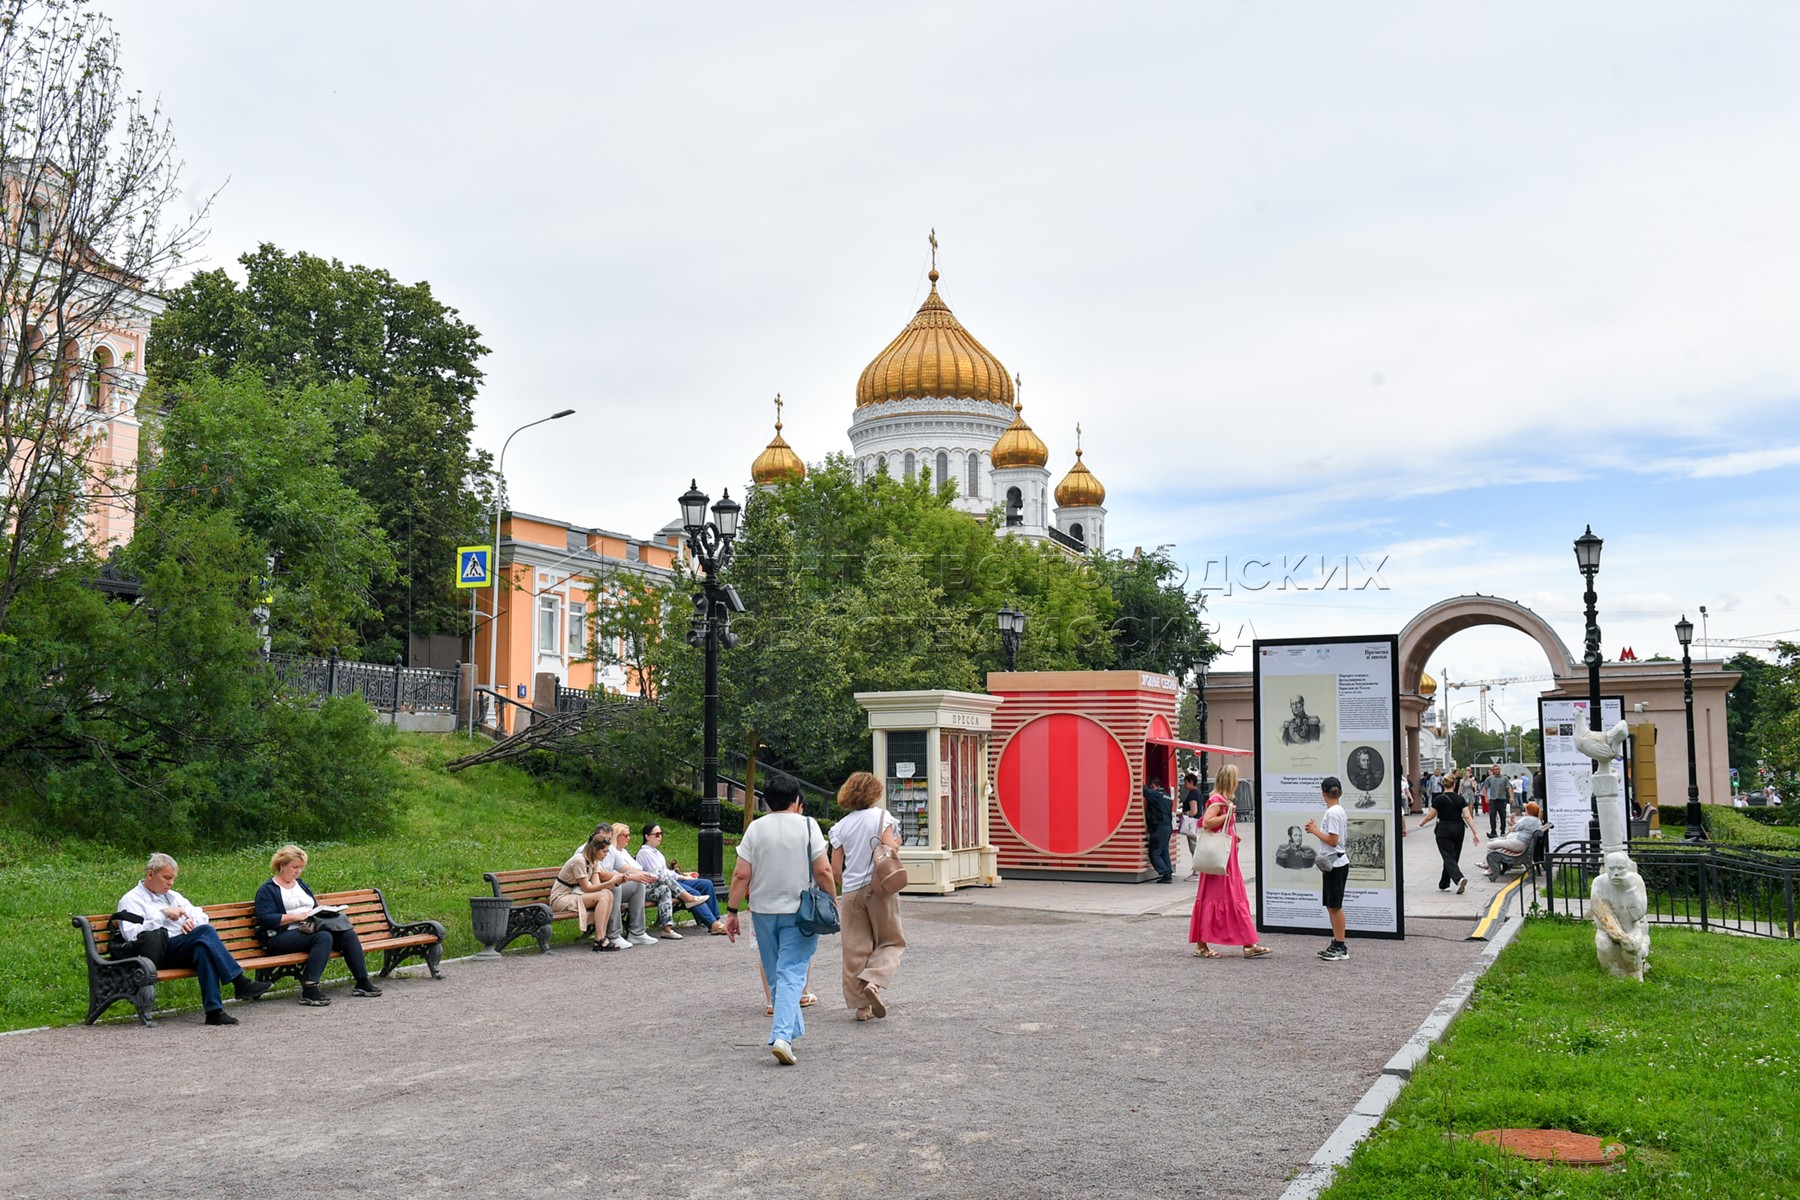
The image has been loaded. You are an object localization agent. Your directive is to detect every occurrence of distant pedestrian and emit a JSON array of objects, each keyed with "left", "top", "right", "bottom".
[
  {"left": 1305, "top": 777, "right": 1351, "bottom": 961},
  {"left": 724, "top": 773, "right": 836, "bottom": 1066},
  {"left": 1180, "top": 772, "right": 1204, "bottom": 880},
  {"left": 1482, "top": 765, "right": 1511, "bottom": 837},
  {"left": 1188, "top": 764, "right": 1272, "bottom": 960},
  {"left": 829, "top": 771, "right": 906, "bottom": 1022},
  {"left": 1418, "top": 780, "right": 1479, "bottom": 893},
  {"left": 1143, "top": 780, "right": 1175, "bottom": 883},
  {"left": 1531, "top": 768, "right": 1546, "bottom": 802}
]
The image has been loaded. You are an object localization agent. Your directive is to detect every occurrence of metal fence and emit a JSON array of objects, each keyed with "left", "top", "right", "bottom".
[
  {"left": 555, "top": 685, "right": 591, "bottom": 713},
  {"left": 1545, "top": 839, "right": 1800, "bottom": 939},
  {"left": 269, "top": 654, "right": 460, "bottom": 713}
]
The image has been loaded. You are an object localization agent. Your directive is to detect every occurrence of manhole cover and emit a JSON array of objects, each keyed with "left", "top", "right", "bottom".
[{"left": 1473, "top": 1129, "right": 1624, "bottom": 1165}]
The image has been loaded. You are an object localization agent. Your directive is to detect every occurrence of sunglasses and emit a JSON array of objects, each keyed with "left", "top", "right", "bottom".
[{"left": 649, "top": 830, "right": 664, "bottom": 837}]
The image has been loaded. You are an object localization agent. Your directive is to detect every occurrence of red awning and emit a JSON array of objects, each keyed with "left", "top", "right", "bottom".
[{"left": 1147, "top": 736, "right": 1252, "bottom": 757}]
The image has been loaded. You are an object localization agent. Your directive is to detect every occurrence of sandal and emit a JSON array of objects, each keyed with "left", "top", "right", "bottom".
[
  {"left": 1192, "top": 946, "right": 1221, "bottom": 958},
  {"left": 1243, "top": 945, "right": 1273, "bottom": 959},
  {"left": 593, "top": 938, "right": 620, "bottom": 952},
  {"left": 800, "top": 992, "right": 818, "bottom": 1007}
]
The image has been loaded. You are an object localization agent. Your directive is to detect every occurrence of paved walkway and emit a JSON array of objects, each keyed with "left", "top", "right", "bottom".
[{"left": 0, "top": 823, "right": 1507, "bottom": 1200}]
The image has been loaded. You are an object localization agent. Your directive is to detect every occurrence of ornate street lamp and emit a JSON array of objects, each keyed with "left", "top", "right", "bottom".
[
  {"left": 1676, "top": 615, "right": 1706, "bottom": 841},
  {"left": 1195, "top": 655, "right": 1211, "bottom": 789},
  {"left": 677, "top": 480, "right": 745, "bottom": 883},
  {"left": 487, "top": 409, "right": 576, "bottom": 723},
  {"left": 997, "top": 605, "right": 1025, "bottom": 671},
  {"left": 1573, "top": 525, "right": 1604, "bottom": 841}
]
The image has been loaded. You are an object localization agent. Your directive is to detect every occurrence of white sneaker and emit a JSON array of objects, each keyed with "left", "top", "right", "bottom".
[
  {"left": 771, "top": 1038, "right": 796, "bottom": 1065},
  {"left": 611, "top": 936, "right": 632, "bottom": 949},
  {"left": 629, "top": 932, "right": 659, "bottom": 946}
]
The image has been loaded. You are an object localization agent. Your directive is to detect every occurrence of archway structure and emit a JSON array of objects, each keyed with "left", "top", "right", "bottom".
[{"left": 1398, "top": 595, "right": 1577, "bottom": 694}]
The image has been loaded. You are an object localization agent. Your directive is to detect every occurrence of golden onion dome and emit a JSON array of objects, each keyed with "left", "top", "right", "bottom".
[
  {"left": 854, "top": 266, "right": 1015, "bottom": 409},
  {"left": 991, "top": 400, "right": 1049, "bottom": 469},
  {"left": 1419, "top": 671, "right": 1438, "bottom": 698},
  {"left": 1055, "top": 447, "right": 1106, "bottom": 508},
  {"left": 751, "top": 395, "right": 805, "bottom": 486}
]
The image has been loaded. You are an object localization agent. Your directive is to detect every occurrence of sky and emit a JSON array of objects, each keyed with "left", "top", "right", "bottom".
[{"left": 103, "top": 2, "right": 1800, "bottom": 729}]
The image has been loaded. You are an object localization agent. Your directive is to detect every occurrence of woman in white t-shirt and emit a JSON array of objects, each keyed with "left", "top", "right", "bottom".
[{"left": 828, "top": 771, "right": 906, "bottom": 1021}]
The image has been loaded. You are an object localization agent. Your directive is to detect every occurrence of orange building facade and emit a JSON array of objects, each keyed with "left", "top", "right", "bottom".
[{"left": 474, "top": 511, "right": 681, "bottom": 714}]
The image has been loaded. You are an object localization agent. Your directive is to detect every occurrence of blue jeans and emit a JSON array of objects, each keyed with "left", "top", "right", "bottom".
[
  {"left": 752, "top": 911, "right": 818, "bottom": 1046},
  {"left": 162, "top": 926, "right": 243, "bottom": 1012},
  {"left": 681, "top": 877, "right": 720, "bottom": 927}
]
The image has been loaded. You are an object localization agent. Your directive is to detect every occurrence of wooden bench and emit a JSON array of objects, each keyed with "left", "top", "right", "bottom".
[
  {"left": 481, "top": 866, "right": 704, "bottom": 953},
  {"left": 73, "top": 887, "right": 445, "bottom": 1027}
]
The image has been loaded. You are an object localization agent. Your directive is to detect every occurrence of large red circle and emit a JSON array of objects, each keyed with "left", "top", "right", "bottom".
[{"left": 996, "top": 713, "right": 1132, "bottom": 855}]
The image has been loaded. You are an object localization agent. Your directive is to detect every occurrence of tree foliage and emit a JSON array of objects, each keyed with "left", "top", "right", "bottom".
[
  {"left": 0, "top": 0, "right": 208, "bottom": 639},
  {"left": 149, "top": 244, "right": 491, "bottom": 657},
  {"left": 1741, "top": 644, "right": 1800, "bottom": 819}
]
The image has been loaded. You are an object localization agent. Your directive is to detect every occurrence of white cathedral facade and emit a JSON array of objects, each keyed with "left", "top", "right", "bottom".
[{"left": 752, "top": 256, "right": 1108, "bottom": 553}]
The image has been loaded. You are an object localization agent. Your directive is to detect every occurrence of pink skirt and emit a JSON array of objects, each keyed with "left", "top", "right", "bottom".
[{"left": 1188, "top": 836, "right": 1258, "bottom": 946}]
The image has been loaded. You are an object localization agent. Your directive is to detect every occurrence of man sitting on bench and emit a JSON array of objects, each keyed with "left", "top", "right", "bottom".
[
  {"left": 1484, "top": 803, "right": 1546, "bottom": 881},
  {"left": 116, "top": 853, "right": 272, "bottom": 1025}
]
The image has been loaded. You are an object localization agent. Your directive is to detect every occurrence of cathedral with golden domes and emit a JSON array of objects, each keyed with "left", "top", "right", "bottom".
[{"left": 751, "top": 237, "right": 1107, "bottom": 553}]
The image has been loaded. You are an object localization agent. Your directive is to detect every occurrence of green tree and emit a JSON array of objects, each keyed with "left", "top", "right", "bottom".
[
  {"left": 138, "top": 372, "right": 395, "bottom": 655},
  {"left": 1725, "top": 651, "right": 1779, "bottom": 780},
  {"left": 587, "top": 567, "right": 676, "bottom": 700},
  {"left": 148, "top": 244, "right": 491, "bottom": 658},
  {"left": 1086, "top": 547, "right": 1216, "bottom": 678},
  {"left": 1746, "top": 643, "right": 1800, "bottom": 818}
]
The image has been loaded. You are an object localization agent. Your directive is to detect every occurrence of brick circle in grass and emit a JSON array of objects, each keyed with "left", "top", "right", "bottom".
[
  {"left": 1472, "top": 1129, "right": 1624, "bottom": 1165},
  {"left": 997, "top": 713, "right": 1132, "bottom": 856}
]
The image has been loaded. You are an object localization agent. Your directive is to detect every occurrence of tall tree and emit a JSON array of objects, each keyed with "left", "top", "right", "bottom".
[
  {"left": 1086, "top": 547, "right": 1217, "bottom": 679},
  {"left": 0, "top": 0, "right": 207, "bottom": 638},
  {"left": 149, "top": 244, "right": 491, "bottom": 658}
]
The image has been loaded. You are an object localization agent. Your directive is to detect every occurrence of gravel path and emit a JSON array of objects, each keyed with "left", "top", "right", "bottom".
[{"left": 1, "top": 893, "right": 1486, "bottom": 1199}]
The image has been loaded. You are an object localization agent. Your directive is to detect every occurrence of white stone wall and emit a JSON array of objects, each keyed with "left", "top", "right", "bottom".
[
  {"left": 1054, "top": 503, "right": 1106, "bottom": 552},
  {"left": 847, "top": 396, "right": 1016, "bottom": 515}
]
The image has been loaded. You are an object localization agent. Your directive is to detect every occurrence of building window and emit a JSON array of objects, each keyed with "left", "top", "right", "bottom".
[
  {"left": 1070, "top": 522, "right": 1084, "bottom": 545},
  {"left": 22, "top": 203, "right": 43, "bottom": 251},
  {"left": 968, "top": 453, "right": 979, "bottom": 498},
  {"left": 936, "top": 450, "right": 949, "bottom": 494},
  {"left": 567, "top": 600, "right": 587, "bottom": 657},
  {"left": 538, "top": 593, "right": 562, "bottom": 656},
  {"left": 89, "top": 345, "right": 114, "bottom": 410},
  {"left": 876, "top": 453, "right": 886, "bottom": 476},
  {"left": 903, "top": 451, "right": 915, "bottom": 482},
  {"left": 1005, "top": 486, "right": 1023, "bottom": 527}
]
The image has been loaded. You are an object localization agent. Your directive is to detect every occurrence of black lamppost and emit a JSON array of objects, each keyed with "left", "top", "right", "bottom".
[
  {"left": 997, "top": 605, "right": 1025, "bottom": 671},
  {"left": 1676, "top": 614, "right": 1706, "bottom": 841},
  {"left": 678, "top": 480, "right": 743, "bottom": 884},
  {"left": 1195, "top": 656, "right": 1211, "bottom": 789},
  {"left": 1574, "top": 525, "right": 1604, "bottom": 842}
]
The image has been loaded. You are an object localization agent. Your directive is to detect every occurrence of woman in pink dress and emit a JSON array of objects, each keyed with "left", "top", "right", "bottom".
[{"left": 1189, "top": 764, "right": 1273, "bottom": 959}]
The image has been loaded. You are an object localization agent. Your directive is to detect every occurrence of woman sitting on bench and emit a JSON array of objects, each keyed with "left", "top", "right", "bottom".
[
  {"left": 551, "top": 830, "right": 626, "bottom": 951},
  {"left": 253, "top": 845, "right": 382, "bottom": 1006}
]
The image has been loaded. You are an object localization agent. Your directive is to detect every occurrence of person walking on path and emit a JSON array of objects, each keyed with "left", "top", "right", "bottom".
[
  {"left": 1418, "top": 781, "right": 1480, "bottom": 893},
  {"left": 1482, "top": 765, "right": 1511, "bottom": 837},
  {"left": 828, "top": 771, "right": 906, "bottom": 1021},
  {"left": 724, "top": 774, "right": 836, "bottom": 1065},
  {"left": 1143, "top": 780, "right": 1176, "bottom": 882},
  {"left": 1306, "top": 778, "right": 1351, "bottom": 962},
  {"left": 1188, "top": 764, "right": 1272, "bottom": 960}
]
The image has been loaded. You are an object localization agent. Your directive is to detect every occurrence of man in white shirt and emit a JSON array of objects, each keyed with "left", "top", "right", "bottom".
[
  {"left": 724, "top": 774, "right": 836, "bottom": 1065},
  {"left": 115, "top": 853, "right": 271, "bottom": 1025}
]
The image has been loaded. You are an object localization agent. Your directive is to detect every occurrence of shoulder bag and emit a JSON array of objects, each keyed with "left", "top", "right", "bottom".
[
  {"left": 1193, "top": 807, "right": 1232, "bottom": 876},
  {"left": 796, "top": 820, "right": 841, "bottom": 936},
  {"left": 869, "top": 828, "right": 909, "bottom": 897}
]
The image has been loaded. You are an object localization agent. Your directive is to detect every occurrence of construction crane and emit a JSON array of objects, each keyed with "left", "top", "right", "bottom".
[{"left": 1439, "top": 674, "right": 1554, "bottom": 733}]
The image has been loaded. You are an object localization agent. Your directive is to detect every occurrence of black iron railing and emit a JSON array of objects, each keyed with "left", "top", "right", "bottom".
[
  {"left": 269, "top": 654, "right": 459, "bottom": 713},
  {"left": 1545, "top": 839, "right": 1800, "bottom": 939}
]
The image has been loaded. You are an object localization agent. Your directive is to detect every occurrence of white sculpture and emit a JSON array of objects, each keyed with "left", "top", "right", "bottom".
[
  {"left": 1572, "top": 719, "right": 1649, "bottom": 979},
  {"left": 1591, "top": 851, "right": 1649, "bottom": 980}
]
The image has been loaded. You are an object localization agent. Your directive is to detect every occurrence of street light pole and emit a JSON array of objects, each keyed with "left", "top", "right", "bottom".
[
  {"left": 997, "top": 605, "right": 1025, "bottom": 672},
  {"left": 678, "top": 481, "right": 743, "bottom": 884},
  {"left": 1574, "top": 525, "right": 1604, "bottom": 842},
  {"left": 1677, "top": 615, "right": 1705, "bottom": 841},
  {"left": 486, "top": 410, "right": 575, "bottom": 726},
  {"left": 1196, "top": 655, "right": 1211, "bottom": 789}
]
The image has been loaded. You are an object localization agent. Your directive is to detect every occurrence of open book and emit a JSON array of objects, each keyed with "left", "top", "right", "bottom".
[{"left": 309, "top": 906, "right": 343, "bottom": 918}]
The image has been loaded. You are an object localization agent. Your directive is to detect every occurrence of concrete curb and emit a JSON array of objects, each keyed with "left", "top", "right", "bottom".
[{"left": 1275, "top": 913, "right": 1528, "bottom": 1200}]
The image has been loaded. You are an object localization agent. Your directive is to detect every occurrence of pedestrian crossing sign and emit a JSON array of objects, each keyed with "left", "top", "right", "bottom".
[{"left": 456, "top": 545, "right": 491, "bottom": 589}]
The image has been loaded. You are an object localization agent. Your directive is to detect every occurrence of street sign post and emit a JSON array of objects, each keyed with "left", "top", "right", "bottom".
[{"left": 457, "top": 546, "right": 492, "bottom": 589}]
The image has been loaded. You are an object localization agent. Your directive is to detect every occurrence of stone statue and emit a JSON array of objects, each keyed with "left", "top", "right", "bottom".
[
  {"left": 1572, "top": 720, "right": 1649, "bottom": 979},
  {"left": 1590, "top": 851, "right": 1649, "bottom": 980}
]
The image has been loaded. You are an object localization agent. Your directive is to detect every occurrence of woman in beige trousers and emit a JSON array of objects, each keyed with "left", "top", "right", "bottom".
[{"left": 829, "top": 772, "right": 907, "bottom": 1021}]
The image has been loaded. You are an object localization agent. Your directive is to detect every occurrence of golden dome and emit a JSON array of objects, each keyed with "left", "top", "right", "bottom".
[
  {"left": 1419, "top": 671, "right": 1438, "bottom": 698},
  {"left": 854, "top": 266, "right": 1015, "bottom": 409},
  {"left": 1054, "top": 436, "right": 1105, "bottom": 508},
  {"left": 991, "top": 400, "right": 1049, "bottom": 469},
  {"left": 751, "top": 395, "right": 805, "bottom": 486}
]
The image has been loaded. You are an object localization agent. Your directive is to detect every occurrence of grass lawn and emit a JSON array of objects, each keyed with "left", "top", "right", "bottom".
[
  {"left": 1323, "top": 918, "right": 1800, "bottom": 1200},
  {"left": 0, "top": 731, "right": 736, "bottom": 1032}
]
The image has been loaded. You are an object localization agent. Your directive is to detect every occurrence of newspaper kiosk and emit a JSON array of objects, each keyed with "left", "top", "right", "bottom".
[{"left": 854, "top": 690, "right": 1004, "bottom": 894}]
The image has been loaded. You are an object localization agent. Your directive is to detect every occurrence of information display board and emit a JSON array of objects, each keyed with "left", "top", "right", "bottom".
[
  {"left": 1537, "top": 695, "right": 1624, "bottom": 848},
  {"left": 1254, "top": 636, "right": 1404, "bottom": 939}
]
